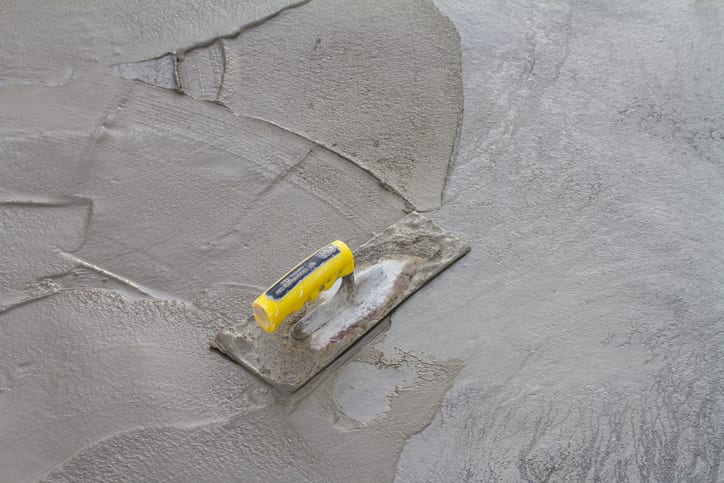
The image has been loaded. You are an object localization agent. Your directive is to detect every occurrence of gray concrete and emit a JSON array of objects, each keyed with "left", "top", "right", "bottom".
[
  {"left": 392, "top": 0, "right": 724, "bottom": 480},
  {"left": 1, "top": 0, "right": 723, "bottom": 481}
]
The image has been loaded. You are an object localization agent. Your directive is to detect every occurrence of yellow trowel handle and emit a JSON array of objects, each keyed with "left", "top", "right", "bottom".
[{"left": 252, "top": 240, "right": 354, "bottom": 333}]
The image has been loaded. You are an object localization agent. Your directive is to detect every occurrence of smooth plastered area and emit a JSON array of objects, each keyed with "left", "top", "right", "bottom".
[{"left": 1, "top": 0, "right": 723, "bottom": 482}]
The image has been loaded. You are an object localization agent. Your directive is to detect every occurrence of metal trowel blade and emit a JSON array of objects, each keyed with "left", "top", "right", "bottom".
[{"left": 211, "top": 212, "right": 469, "bottom": 395}]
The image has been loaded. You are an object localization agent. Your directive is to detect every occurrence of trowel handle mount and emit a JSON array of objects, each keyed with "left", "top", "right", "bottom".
[{"left": 252, "top": 240, "right": 355, "bottom": 333}]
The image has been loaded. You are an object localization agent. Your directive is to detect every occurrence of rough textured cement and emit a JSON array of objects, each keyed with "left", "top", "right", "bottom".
[
  {"left": 390, "top": 0, "right": 724, "bottom": 480},
  {"left": 2, "top": 0, "right": 723, "bottom": 482}
]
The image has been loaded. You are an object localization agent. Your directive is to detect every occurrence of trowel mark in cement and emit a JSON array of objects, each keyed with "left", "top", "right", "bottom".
[
  {"left": 0, "top": 197, "right": 88, "bottom": 310},
  {"left": 0, "top": 194, "right": 147, "bottom": 311},
  {"left": 62, "top": 77, "right": 407, "bottom": 316},
  {"left": 110, "top": 0, "right": 464, "bottom": 211},
  {"left": 0, "top": 190, "right": 174, "bottom": 313}
]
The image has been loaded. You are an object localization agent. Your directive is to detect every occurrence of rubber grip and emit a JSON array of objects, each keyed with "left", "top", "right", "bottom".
[{"left": 252, "top": 240, "right": 354, "bottom": 333}]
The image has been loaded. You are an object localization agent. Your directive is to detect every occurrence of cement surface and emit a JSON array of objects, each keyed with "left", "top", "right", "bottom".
[
  {"left": 390, "top": 0, "right": 724, "bottom": 480},
  {"left": 2, "top": 0, "right": 723, "bottom": 482},
  {"left": 111, "top": 0, "right": 463, "bottom": 211}
]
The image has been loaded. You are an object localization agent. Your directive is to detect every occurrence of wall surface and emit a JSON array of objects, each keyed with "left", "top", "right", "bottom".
[{"left": 1, "top": 0, "right": 722, "bottom": 482}]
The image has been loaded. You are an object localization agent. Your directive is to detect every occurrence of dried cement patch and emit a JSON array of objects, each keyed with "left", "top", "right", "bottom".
[{"left": 112, "top": 0, "right": 464, "bottom": 211}]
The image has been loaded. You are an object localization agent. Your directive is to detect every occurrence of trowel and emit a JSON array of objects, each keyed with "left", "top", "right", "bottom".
[{"left": 212, "top": 212, "right": 469, "bottom": 394}]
